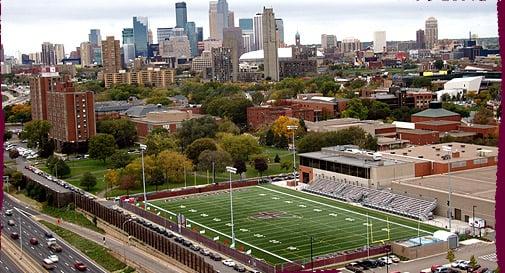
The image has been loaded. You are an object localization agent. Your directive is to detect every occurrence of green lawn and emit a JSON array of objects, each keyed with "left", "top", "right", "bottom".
[
  {"left": 41, "top": 205, "right": 105, "bottom": 234},
  {"left": 40, "top": 221, "right": 128, "bottom": 272},
  {"left": 148, "top": 184, "right": 438, "bottom": 265}
]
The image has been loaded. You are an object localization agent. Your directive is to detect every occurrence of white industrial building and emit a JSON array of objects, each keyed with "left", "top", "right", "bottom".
[
  {"left": 239, "top": 48, "right": 323, "bottom": 65},
  {"left": 443, "top": 76, "right": 483, "bottom": 92}
]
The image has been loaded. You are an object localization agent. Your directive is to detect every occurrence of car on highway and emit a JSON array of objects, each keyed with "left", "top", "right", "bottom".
[
  {"left": 10, "top": 232, "right": 19, "bottom": 240},
  {"left": 74, "top": 261, "right": 87, "bottom": 271},
  {"left": 42, "top": 258, "right": 56, "bottom": 270},
  {"left": 7, "top": 219, "right": 15, "bottom": 226},
  {"left": 49, "top": 243, "right": 63, "bottom": 253},
  {"left": 223, "top": 259, "right": 236, "bottom": 267},
  {"left": 5, "top": 209, "right": 13, "bottom": 216},
  {"left": 48, "top": 255, "right": 59, "bottom": 263},
  {"left": 47, "top": 238, "right": 57, "bottom": 246},
  {"left": 45, "top": 231, "right": 53, "bottom": 238},
  {"left": 233, "top": 264, "right": 246, "bottom": 272},
  {"left": 30, "top": 237, "right": 39, "bottom": 245}
]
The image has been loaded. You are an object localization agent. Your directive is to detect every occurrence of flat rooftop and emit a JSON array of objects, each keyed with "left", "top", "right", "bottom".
[
  {"left": 383, "top": 142, "right": 498, "bottom": 163},
  {"left": 416, "top": 120, "right": 461, "bottom": 126},
  {"left": 394, "top": 166, "right": 496, "bottom": 201},
  {"left": 299, "top": 150, "right": 408, "bottom": 168}
]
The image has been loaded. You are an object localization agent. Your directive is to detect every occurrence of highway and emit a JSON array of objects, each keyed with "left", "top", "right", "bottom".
[
  {"left": 0, "top": 249, "right": 24, "bottom": 273},
  {"left": 2, "top": 195, "right": 108, "bottom": 273}
]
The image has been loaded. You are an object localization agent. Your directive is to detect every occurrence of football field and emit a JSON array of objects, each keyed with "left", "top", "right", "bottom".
[{"left": 149, "top": 184, "right": 439, "bottom": 265}]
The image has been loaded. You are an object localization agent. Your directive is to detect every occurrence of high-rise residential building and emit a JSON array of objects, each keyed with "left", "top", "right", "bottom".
[
  {"left": 41, "top": 42, "right": 56, "bottom": 65},
  {"left": 185, "top": 22, "right": 198, "bottom": 57},
  {"left": 341, "top": 38, "right": 361, "bottom": 53},
  {"left": 175, "top": 2, "right": 188, "bottom": 28},
  {"left": 148, "top": 29, "right": 153, "bottom": 45},
  {"left": 133, "top": 16, "right": 149, "bottom": 57},
  {"left": 30, "top": 74, "right": 96, "bottom": 149},
  {"left": 275, "top": 19, "right": 284, "bottom": 46},
  {"left": 29, "top": 52, "right": 42, "bottom": 64},
  {"left": 211, "top": 47, "right": 232, "bottom": 82},
  {"left": 191, "top": 50, "right": 212, "bottom": 73},
  {"left": 123, "top": 44, "right": 136, "bottom": 66},
  {"left": 242, "top": 34, "right": 253, "bottom": 53},
  {"left": 215, "top": 0, "right": 229, "bottom": 41},
  {"left": 373, "top": 31, "right": 386, "bottom": 53},
  {"left": 209, "top": 1, "right": 219, "bottom": 40},
  {"left": 416, "top": 29, "right": 426, "bottom": 49},
  {"left": 102, "top": 36, "right": 121, "bottom": 73},
  {"left": 196, "top": 27, "right": 204, "bottom": 43},
  {"left": 425, "top": 17, "right": 438, "bottom": 49},
  {"left": 157, "top": 27, "right": 185, "bottom": 42},
  {"left": 253, "top": 13, "right": 263, "bottom": 50},
  {"left": 103, "top": 68, "right": 175, "bottom": 88},
  {"left": 89, "top": 29, "right": 102, "bottom": 64},
  {"left": 262, "top": 7, "right": 279, "bottom": 81},
  {"left": 80, "top": 42, "right": 92, "bottom": 66},
  {"left": 54, "top": 44, "right": 65, "bottom": 63},
  {"left": 223, "top": 27, "right": 243, "bottom": 82},
  {"left": 202, "top": 39, "right": 222, "bottom": 52},
  {"left": 122, "top": 28, "right": 134, "bottom": 44},
  {"left": 321, "top": 34, "right": 337, "bottom": 49},
  {"left": 159, "top": 36, "right": 191, "bottom": 60},
  {"left": 228, "top": 11, "right": 234, "bottom": 27}
]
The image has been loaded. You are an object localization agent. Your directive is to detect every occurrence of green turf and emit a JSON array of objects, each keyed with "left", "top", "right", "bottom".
[{"left": 149, "top": 184, "right": 438, "bottom": 265}]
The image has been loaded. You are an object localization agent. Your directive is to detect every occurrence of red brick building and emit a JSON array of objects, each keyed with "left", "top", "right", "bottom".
[
  {"left": 397, "top": 129, "right": 440, "bottom": 145},
  {"left": 459, "top": 124, "right": 499, "bottom": 138},
  {"left": 415, "top": 120, "right": 460, "bottom": 132},
  {"left": 247, "top": 106, "right": 314, "bottom": 129},
  {"left": 30, "top": 73, "right": 96, "bottom": 151},
  {"left": 411, "top": 101, "right": 460, "bottom": 123}
]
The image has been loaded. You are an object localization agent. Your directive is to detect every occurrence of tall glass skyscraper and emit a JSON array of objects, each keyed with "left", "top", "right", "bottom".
[
  {"left": 185, "top": 22, "right": 198, "bottom": 57},
  {"left": 175, "top": 2, "right": 188, "bottom": 28},
  {"left": 88, "top": 29, "right": 102, "bottom": 64},
  {"left": 122, "top": 28, "right": 134, "bottom": 45},
  {"left": 239, "top": 18, "right": 253, "bottom": 31},
  {"left": 133, "top": 16, "right": 149, "bottom": 57},
  {"left": 215, "top": 0, "right": 229, "bottom": 41},
  {"left": 197, "top": 27, "right": 204, "bottom": 42}
]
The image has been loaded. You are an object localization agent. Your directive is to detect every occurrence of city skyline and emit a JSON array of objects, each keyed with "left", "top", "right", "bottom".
[{"left": 3, "top": 0, "right": 498, "bottom": 56}]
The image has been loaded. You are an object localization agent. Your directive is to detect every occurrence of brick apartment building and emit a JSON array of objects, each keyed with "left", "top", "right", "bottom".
[
  {"left": 30, "top": 72, "right": 96, "bottom": 151},
  {"left": 246, "top": 106, "right": 314, "bottom": 129},
  {"left": 103, "top": 67, "right": 175, "bottom": 88}
]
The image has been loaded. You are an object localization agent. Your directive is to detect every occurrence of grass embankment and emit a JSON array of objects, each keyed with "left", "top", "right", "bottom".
[
  {"left": 41, "top": 205, "right": 105, "bottom": 234},
  {"left": 40, "top": 221, "right": 128, "bottom": 272}
]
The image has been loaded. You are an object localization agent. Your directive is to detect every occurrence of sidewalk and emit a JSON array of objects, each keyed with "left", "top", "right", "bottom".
[{"left": 34, "top": 214, "right": 187, "bottom": 273}]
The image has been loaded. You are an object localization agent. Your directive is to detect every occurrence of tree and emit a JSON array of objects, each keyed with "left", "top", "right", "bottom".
[
  {"left": 297, "top": 127, "right": 373, "bottom": 153},
  {"left": 148, "top": 167, "right": 165, "bottom": 192},
  {"left": 109, "top": 150, "right": 132, "bottom": 169},
  {"left": 274, "top": 154, "right": 281, "bottom": 163},
  {"left": 443, "top": 103, "right": 470, "bottom": 118},
  {"left": 104, "top": 169, "right": 120, "bottom": 189},
  {"left": 9, "top": 149, "right": 19, "bottom": 159},
  {"left": 299, "top": 119, "right": 308, "bottom": 133},
  {"left": 473, "top": 107, "right": 495, "bottom": 125},
  {"left": 217, "top": 118, "right": 241, "bottom": 135},
  {"left": 19, "top": 120, "right": 51, "bottom": 150},
  {"left": 446, "top": 249, "right": 455, "bottom": 263},
  {"left": 144, "top": 131, "right": 179, "bottom": 155},
  {"left": 233, "top": 159, "right": 247, "bottom": 178},
  {"left": 96, "top": 119, "right": 137, "bottom": 148},
  {"left": 185, "top": 138, "right": 217, "bottom": 163},
  {"left": 363, "top": 100, "right": 391, "bottom": 120},
  {"left": 202, "top": 96, "right": 253, "bottom": 128},
  {"left": 119, "top": 174, "right": 137, "bottom": 195},
  {"left": 4, "top": 130, "right": 13, "bottom": 141},
  {"left": 80, "top": 172, "right": 97, "bottom": 191},
  {"left": 251, "top": 92, "right": 265, "bottom": 105},
  {"left": 197, "top": 150, "right": 233, "bottom": 173},
  {"left": 434, "top": 59, "right": 444, "bottom": 70},
  {"left": 392, "top": 106, "right": 422, "bottom": 122},
  {"left": 52, "top": 159, "right": 71, "bottom": 178},
  {"left": 253, "top": 157, "right": 268, "bottom": 177},
  {"left": 270, "top": 116, "right": 301, "bottom": 140},
  {"left": 178, "top": 116, "right": 218, "bottom": 148},
  {"left": 4, "top": 103, "right": 31, "bottom": 123},
  {"left": 88, "top": 134, "right": 117, "bottom": 162},
  {"left": 157, "top": 150, "right": 194, "bottom": 184},
  {"left": 341, "top": 98, "right": 368, "bottom": 120},
  {"left": 469, "top": 255, "right": 478, "bottom": 270},
  {"left": 411, "top": 76, "right": 432, "bottom": 89},
  {"left": 218, "top": 133, "right": 262, "bottom": 162},
  {"left": 280, "top": 160, "right": 291, "bottom": 171}
]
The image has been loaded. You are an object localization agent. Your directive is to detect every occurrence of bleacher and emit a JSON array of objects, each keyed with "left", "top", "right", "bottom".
[{"left": 303, "top": 178, "right": 437, "bottom": 221}]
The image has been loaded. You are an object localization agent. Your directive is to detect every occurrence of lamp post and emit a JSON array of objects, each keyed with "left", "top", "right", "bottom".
[
  {"left": 226, "top": 166, "right": 237, "bottom": 248},
  {"left": 442, "top": 146, "right": 453, "bottom": 231},
  {"left": 472, "top": 205, "right": 477, "bottom": 237},
  {"left": 310, "top": 236, "right": 314, "bottom": 272},
  {"left": 122, "top": 218, "right": 132, "bottom": 262},
  {"left": 139, "top": 144, "right": 147, "bottom": 208},
  {"left": 287, "top": 125, "right": 298, "bottom": 182}
]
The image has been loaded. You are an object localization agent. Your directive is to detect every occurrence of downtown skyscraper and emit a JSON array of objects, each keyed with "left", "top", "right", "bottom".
[
  {"left": 262, "top": 7, "right": 279, "bottom": 81},
  {"left": 133, "top": 16, "right": 149, "bottom": 57},
  {"left": 88, "top": 29, "right": 102, "bottom": 64},
  {"left": 101, "top": 36, "right": 121, "bottom": 73},
  {"left": 175, "top": 2, "right": 188, "bottom": 28},
  {"left": 425, "top": 17, "right": 438, "bottom": 49}
]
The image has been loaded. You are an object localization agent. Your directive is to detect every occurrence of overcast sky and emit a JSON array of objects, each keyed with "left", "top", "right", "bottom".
[{"left": 2, "top": 0, "right": 498, "bottom": 56}]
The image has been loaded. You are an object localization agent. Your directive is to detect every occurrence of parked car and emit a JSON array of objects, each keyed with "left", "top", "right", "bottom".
[
  {"left": 48, "top": 255, "right": 59, "bottom": 263},
  {"left": 42, "top": 259, "right": 56, "bottom": 270},
  {"left": 209, "top": 253, "right": 222, "bottom": 261},
  {"left": 431, "top": 265, "right": 443, "bottom": 272},
  {"left": 223, "top": 259, "right": 236, "bottom": 267},
  {"left": 10, "top": 232, "right": 19, "bottom": 240},
  {"left": 182, "top": 240, "right": 192, "bottom": 247},
  {"left": 345, "top": 262, "right": 364, "bottom": 273},
  {"left": 199, "top": 248, "right": 210, "bottom": 256},
  {"left": 379, "top": 256, "right": 393, "bottom": 265},
  {"left": 234, "top": 264, "right": 246, "bottom": 272},
  {"left": 30, "top": 237, "right": 39, "bottom": 245},
  {"left": 359, "top": 259, "right": 379, "bottom": 268},
  {"left": 74, "top": 261, "right": 87, "bottom": 271},
  {"left": 452, "top": 260, "right": 467, "bottom": 268},
  {"left": 190, "top": 244, "right": 200, "bottom": 251},
  {"left": 174, "top": 236, "right": 184, "bottom": 243},
  {"left": 389, "top": 255, "right": 400, "bottom": 263},
  {"left": 467, "top": 265, "right": 482, "bottom": 272}
]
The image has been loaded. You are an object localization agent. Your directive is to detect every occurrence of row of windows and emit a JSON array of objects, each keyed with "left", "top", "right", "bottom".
[{"left": 300, "top": 156, "right": 371, "bottom": 179}]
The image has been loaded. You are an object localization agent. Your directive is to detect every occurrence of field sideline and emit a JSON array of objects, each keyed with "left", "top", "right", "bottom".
[{"left": 148, "top": 184, "right": 439, "bottom": 265}]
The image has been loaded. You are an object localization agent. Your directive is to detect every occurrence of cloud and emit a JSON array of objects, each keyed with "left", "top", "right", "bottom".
[{"left": 2, "top": 0, "right": 498, "bottom": 56}]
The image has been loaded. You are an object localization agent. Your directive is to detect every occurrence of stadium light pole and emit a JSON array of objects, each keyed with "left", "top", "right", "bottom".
[
  {"left": 226, "top": 166, "right": 237, "bottom": 248},
  {"left": 442, "top": 146, "right": 452, "bottom": 232},
  {"left": 140, "top": 144, "right": 148, "bottom": 208},
  {"left": 287, "top": 125, "right": 298, "bottom": 182}
]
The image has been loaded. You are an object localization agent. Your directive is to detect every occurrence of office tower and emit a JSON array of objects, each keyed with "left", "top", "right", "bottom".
[
  {"left": 122, "top": 28, "right": 134, "bottom": 45},
  {"left": 159, "top": 36, "right": 191, "bottom": 59},
  {"left": 202, "top": 39, "right": 222, "bottom": 51},
  {"left": 239, "top": 18, "right": 254, "bottom": 52},
  {"left": 102, "top": 36, "right": 121, "bottom": 73},
  {"left": 341, "top": 38, "right": 361, "bottom": 53},
  {"left": 186, "top": 22, "right": 198, "bottom": 57},
  {"left": 223, "top": 27, "right": 243, "bottom": 81},
  {"left": 215, "top": 0, "right": 229, "bottom": 40},
  {"left": 295, "top": 31, "right": 300, "bottom": 47},
  {"left": 148, "top": 29, "right": 153, "bottom": 45},
  {"left": 54, "top": 44, "right": 65, "bottom": 63},
  {"left": 228, "top": 11, "right": 235, "bottom": 27},
  {"left": 197, "top": 27, "right": 204, "bottom": 42},
  {"left": 321, "top": 34, "right": 337, "bottom": 49},
  {"left": 41, "top": 42, "right": 56, "bottom": 65},
  {"left": 373, "top": 31, "right": 386, "bottom": 53},
  {"left": 133, "top": 16, "right": 149, "bottom": 57},
  {"left": 209, "top": 1, "right": 219, "bottom": 40},
  {"left": 275, "top": 19, "right": 284, "bottom": 46},
  {"left": 253, "top": 13, "right": 263, "bottom": 50},
  {"left": 123, "top": 44, "right": 136, "bottom": 65},
  {"left": 157, "top": 27, "right": 185, "bottom": 42},
  {"left": 242, "top": 34, "right": 253, "bottom": 53},
  {"left": 176, "top": 2, "right": 188, "bottom": 28},
  {"left": 80, "top": 42, "right": 92, "bottom": 66},
  {"left": 239, "top": 18, "right": 253, "bottom": 31},
  {"left": 30, "top": 75, "right": 96, "bottom": 147},
  {"left": 425, "top": 17, "right": 438, "bottom": 49},
  {"left": 416, "top": 29, "right": 426, "bottom": 49},
  {"left": 89, "top": 29, "right": 101, "bottom": 47},
  {"left": 211, "top": 47, "right": 232, "bottom": 82},
  {"left": 262, "top": 7, "right": 279, "bottom": 81}
]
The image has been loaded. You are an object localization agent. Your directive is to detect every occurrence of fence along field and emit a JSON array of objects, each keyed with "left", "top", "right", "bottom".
[{"left": 147, "top": 184, "right": 438, "bottom": 265}]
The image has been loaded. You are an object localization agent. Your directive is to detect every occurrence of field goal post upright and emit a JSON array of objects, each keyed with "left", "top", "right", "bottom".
[{"left": 370, "top": 216, "right": 391, "bottom": 244}]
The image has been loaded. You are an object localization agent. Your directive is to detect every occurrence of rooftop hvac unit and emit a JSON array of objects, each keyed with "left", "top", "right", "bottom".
[{"left": 478, "top": 150, "right": 492, "bottom": 157}]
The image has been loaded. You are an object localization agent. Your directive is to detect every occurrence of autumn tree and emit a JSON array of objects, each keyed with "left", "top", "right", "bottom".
[
  {"left": 218, "top": 133, "right": 262, "bottom": 162},
  {"left": 185, "top": 138, "right": 217, "bottom": 163},
  {"left": 144, "top": 131, "right": 179, "bottom": 155},
  {"left": 446, "top": 249, "right": 455, "bottom": 263},
  {"left": 104, "top": 169, "right": 120, "bottom": 189},
  {"left": 157, "top": 150, "right": 193, "bottom": 184},
  {"left": 270, "top": 116, "right": 301, "bottom": 140},
  {"left": 119, "top": 174, "right": 137, "bottom": 195},
  {"left": 197, "top": 150, "right": 233, "bottom": 173}
]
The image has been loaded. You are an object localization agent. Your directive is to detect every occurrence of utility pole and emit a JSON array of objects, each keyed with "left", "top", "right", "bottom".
[
  {"left": 310, "top": 236, "right": 314, "bottom": 272},
  {"left": 442, "top": 146, "right": 453, "bottom": 231},
  {"left": 287, "top": 125, "right": 298, "bottom": 183}
]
